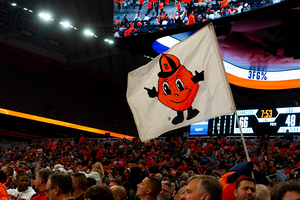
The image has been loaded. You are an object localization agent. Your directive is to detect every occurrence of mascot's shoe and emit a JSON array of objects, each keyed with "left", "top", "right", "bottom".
[
  {"left": 187, "top": 107, "right": 199, "bottom": 120},
  {"left": 172, "top": 111, "right": 184, "bottom": 125}
]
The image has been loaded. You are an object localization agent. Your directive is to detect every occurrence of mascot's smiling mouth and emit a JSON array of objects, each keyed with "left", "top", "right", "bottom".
[{"left": 170, "top": 89, "right": 191, "bottom": 103}]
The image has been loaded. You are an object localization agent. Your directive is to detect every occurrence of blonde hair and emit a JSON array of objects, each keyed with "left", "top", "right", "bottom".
[{"left": 91, "top": 162, "right": 105, "bottom": 179}]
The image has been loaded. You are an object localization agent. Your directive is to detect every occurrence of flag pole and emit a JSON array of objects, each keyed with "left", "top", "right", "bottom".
[{"left": 234, "top": 111, "right": 250, "bottom": 162}]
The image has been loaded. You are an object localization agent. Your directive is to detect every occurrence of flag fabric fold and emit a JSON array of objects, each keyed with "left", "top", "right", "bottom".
[{"left": 127, "top": 23, "right": 236, "bottom": 142}]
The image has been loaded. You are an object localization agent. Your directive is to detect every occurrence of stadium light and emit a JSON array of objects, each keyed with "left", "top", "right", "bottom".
[
  {"left": 39, "top": 13, "right": 52, "bottom": 21},
  {"left": 104, "top": 39, "right": 114, "bottom": 44},
  {"left": 60, "top": 21, "right": 70, "bottom": 28},
  {"left": 84, "top": 30, "right": 94, "bottom": 36}
]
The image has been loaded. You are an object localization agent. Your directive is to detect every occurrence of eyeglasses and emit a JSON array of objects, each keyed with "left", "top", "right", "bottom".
[{"left": 45, "top": 186, "right": 55, "bottom": 195}]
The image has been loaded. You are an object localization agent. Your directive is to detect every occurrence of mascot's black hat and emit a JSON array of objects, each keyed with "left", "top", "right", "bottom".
[{"left": 158, "top": 53, "right": 181, "bottom": 78}]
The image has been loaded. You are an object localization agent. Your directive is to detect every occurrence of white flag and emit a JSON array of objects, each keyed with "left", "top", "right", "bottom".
[{"left": 127, "top": 23, "right": 236, "bottom": 142}]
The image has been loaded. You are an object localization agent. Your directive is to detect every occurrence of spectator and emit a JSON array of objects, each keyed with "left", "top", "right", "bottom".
[
  {"left": 256, "top": 184, "right": 270, "bottom": 200},
  {"left": 31, "top": 168, "right": 52, "bottom": 200},
  {"left": 84, "top": 185, "right": 113, "bottom": 200},
  {"left": 71, "top": 173, "right": 87, "bottom": 200},
  {"left": 234, "top": 177, "right": 256, "bottom": 200},
  {"left": 109, "top": 179, "right": 123, "bottom": 187},
  {"left": 136, "top": 177, "right": 161, "bottom": 200},
  {"left": 271, "top": 181, "right": 300, "bottom": 200},
  {"left": 7, "top": 173, "right": 36, "bottom": 200},
  {"left": 86, "top": 178, "right": 96, "bottom": 189},
  {"left": 84, "top": 162, "right": 104, "bottom": 185},
  {"left": 1, "top": 166, "right": 14, "bottom": 189},
  {"left": 284, "top": 130, "right": 292, "bottom": 142},
  {"left": 45, "top": 172, "right": 73, "bottom": 200},
  {"left": 157, "top": 181, "right": 173, "bottom": 200},
  {"left": 138, "top": 161, "right": 148, "bottom": 183},
  {"left": 111, "top": 185, "right": 127, "bottom": 200},
  {"left": 0, "top": 170, "right": 8, "bottom": 200},
  {"left": 182, "top": 144, "right": 190, "bottom": 159},
  {"left": 181, "top": 175, "right": 222, "bottom": 200}
]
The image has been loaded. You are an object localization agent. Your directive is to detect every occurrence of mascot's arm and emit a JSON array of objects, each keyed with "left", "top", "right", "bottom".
[
  {"left": 144, "top": 87, "right": 158, "bottom": 98},
  {"left": 191, "top": 70, "right": 204, "bottom": 84}
]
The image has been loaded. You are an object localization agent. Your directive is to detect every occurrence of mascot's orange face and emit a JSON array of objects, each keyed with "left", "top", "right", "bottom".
[{"left": 158, "top": 65, "right": 199, "bottom": 111}]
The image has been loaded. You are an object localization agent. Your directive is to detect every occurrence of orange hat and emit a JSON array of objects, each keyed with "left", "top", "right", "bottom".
[{"left": 158, "top": 53, "right": 181, "bottom": 78}]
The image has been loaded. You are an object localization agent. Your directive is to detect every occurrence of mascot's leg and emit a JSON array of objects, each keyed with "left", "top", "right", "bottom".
[
  {"left": 186, "top": 106, "right": 199, "bottom": 120},
  {"left": 172, "top": 111, "right": 184, "bottom": 125}
]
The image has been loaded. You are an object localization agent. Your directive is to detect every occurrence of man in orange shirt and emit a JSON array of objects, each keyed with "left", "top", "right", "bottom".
[
  {"left": 138, "top": 0, "right": 144, "bottom": 13},
  {"left": 159, "top": 1, "right": 164, "bottom": 14},
  {"left": 147, "top": 1, "right": 153, "bottom": 15},
  {"left": 176, "top": 1, "right": 181, "bottom": 12},
  {"left": 186, "top": 11, "right": 195, "bottom": 25}
]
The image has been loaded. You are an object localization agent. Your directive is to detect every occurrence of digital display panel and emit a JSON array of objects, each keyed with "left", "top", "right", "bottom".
[
  {"left": 234, "top": 106, "right": 300, "bottom": 134},
  {"left": 113, "top": 1, "right": 281, "bottom": 38},
  {"left": 210, "top": 113, "right": 234, "bottom": 135},
  {"left": 190, "top": 120, "right": 209, "bottom": 135}
]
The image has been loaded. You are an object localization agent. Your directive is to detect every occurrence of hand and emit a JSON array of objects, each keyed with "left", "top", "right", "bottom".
[
  {"left": 144, "top": 87, "right": 158, "bottom": 98},
  {"left": 5, "top": 176, "right": 15, "bottom": 187},
  {"left": 191, "top": 70, "right": 204, "bottom": 83}
]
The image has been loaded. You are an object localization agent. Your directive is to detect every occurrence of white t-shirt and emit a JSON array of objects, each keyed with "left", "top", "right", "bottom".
[{"left": 7, "top": 187, "right": 36, "bottom": 200}]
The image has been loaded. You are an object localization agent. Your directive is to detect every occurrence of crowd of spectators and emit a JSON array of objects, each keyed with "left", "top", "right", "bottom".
[
  {"left": 0, "top": 131, "right": 299, "bottom": 200},
  {"left": 113, "top": 0, "right": 283, "bottom": 38}
]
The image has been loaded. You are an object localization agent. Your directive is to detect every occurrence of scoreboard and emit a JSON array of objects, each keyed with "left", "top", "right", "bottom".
[
  {"left": 233, "top": 107, "right": 300, "bottom": 134},
  {"left": 193, "top": 106, "right": 300, "bottom": 135}
]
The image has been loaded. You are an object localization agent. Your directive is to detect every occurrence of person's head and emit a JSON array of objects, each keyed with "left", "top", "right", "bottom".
[
  {"left": 84, "top": 185, "right": 113, "bottom": 200},
  {"left": 71, "top": 173, "right": 87, "bottom": 192},
  {"left": 158, "top": 181, "right": 173, "bottom": 200},
  {"left": 138, "top": 161, "right": 146, "bottom": 170},
  {"left": 181, "top": 175, "right": 222, "bottom": 200},
  {"left": 16, "top": 172, "right": 30, "bottom": 192},
  {"left": 35, "top": 168, "right": 52, "bottom": 191},
  {"left": 174, "top": 182, "right": 187, "bottom": 200},
  {"left": 256, "top": 184, "right": 270, "bottom": 200},
  {"left": 91, "top": 162, "right": 104, "bottom": 178},
  {"left": 137, "top": 176, "right": 162, "bottom": 199},
  {"left": 46, "top": 172, "right": 73, "bottom": 200},
  {"left": 155, "top": 173, "right": 162, "bottom": 181},
  {"left": 109, "top": 178, "right": 123, "bottom": 187},
  {"left": 0, "top": 170, "right": 7, "bottom": 183},
  {"left": 1, "top": 166, "right": 13, "bottom": 178},
  {"left": 271, "top": 180, "right": 300, "bottom": 200},
  {"left": 234, "top": 177, "right": 256, "bottom": 200},
  {"left": 86, "top": 177, "right": 96, "bottom": 189},
  {"left": 111, "top": 185, "right": 127, "bottom": 200}
]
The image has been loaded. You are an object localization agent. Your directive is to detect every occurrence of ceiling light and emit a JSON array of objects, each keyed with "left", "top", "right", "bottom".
[
  {"left": 11, "top": 3, "right": 17, "bottom": 6},
  {"left": 29, "top": 10, "right": 33, "bottom": 12},
  {"left": 60, "top": 21, "right": 70, "bottom": 27},
  {"left": 39, "top": 13, "right": 51, "bottom": 21},
  {"left": 104, "top": 39, "right": 109, "bottom": 42},
  {"left": 23, "top": 7, "right": 28, "bottom": 11},
  {"left": 84, "top": 30, "right": 94, "bottom": 36},
  {"left": 108, "top": 40, "right": 113, "bottom": 44}
]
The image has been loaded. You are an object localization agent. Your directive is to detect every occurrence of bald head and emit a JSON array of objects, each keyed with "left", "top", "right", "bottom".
[{"left": 111, "top": 186, "right": 127, "bottom": 200}]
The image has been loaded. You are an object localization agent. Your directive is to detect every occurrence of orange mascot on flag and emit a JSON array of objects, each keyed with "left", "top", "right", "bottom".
[{"left": 145, "top": 53, "right": 204, "bottom": 125}]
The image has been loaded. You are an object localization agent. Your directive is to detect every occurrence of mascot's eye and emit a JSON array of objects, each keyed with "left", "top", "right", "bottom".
[
  {"left": 175, "top": 78, "right": 184, "bottom": 91},
  {"left": 162, "top": 82, "right": 171, "bottom": 95}
]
